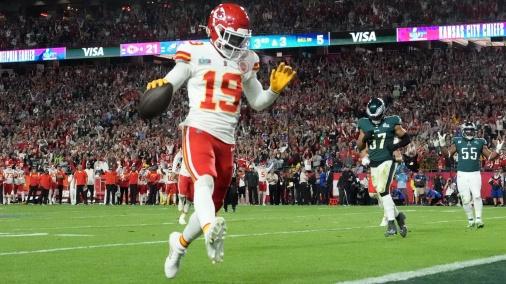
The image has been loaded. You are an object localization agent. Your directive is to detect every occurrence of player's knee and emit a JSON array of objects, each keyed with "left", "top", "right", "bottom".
[
  {"left": 461, "top": 194, "right": 471, "bottom": 204},
  {"left": 379, "top": 191, "right": 389, "bottom": 197},
  {"left": 195, "top": 175, "right": 214, "bottom": 192}
]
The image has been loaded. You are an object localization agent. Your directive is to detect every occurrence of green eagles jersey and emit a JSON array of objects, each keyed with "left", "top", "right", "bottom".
[
  {"left": 453, "top": 137, "right": 486, "bottom": 172},
  {"left": 358, "top": 115, "right": 401, "bottom": 166}
]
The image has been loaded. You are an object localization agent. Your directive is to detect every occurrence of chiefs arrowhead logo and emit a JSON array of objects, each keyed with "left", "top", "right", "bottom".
[{"left": 213, "top": 7, "right": 226, "bottom": 21}]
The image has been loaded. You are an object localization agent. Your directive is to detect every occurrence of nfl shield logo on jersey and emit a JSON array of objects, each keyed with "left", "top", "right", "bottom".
[{"left": 198, "top": 58, "right": 211, "bottom": 65}]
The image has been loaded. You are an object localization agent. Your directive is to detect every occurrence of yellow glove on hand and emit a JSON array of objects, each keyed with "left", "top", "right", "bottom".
[
  {"left": 146, "top": 78, "right": 168, "bottom": 90},
  {"left": 269, "top": 63, "right": 296, "bottom": 94}
]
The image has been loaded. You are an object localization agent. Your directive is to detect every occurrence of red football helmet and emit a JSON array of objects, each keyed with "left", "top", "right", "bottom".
[{"left": 207, "top": 3, "right": 251, "bottom": 60}]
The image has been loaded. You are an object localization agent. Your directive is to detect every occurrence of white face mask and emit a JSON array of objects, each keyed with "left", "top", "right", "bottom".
[{"left": 211, "top": 25, "right": 251, "bottom": 60}]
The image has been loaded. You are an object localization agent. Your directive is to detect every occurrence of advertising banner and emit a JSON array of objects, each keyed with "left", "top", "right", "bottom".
[
  {"left": 397, "top": 22, "right": 505, "bottom": 42},
  {"left": 66, "top": 47, "right": 120, "bottom": 59},
  {"left": 0, "top": 47, "right": 66, "bottom": 63},
  {"left": 330, "top": 29, "right": 396, "bottom": 45}
]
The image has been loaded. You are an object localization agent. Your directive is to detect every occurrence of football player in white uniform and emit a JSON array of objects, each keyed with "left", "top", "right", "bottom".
[
  {"left": 173, "top": 148, "right": 192, "bottom": 225},
  {"left": 254, "top": 162, "right": 273, "bottom": 206},
  {"left": 145, "top": 3, "right": 296, "bottom": 278},
  {"left": 3, "top": 164, "right": 15, "bottom": 204}
]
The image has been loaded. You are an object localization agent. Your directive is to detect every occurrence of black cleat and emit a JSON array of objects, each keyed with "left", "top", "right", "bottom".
[
  {"left": 384, "top": 221, "right": 398, "bottom": 237},
  {"left": 396, "top": 212, "right": 408, "bottom": 238},
  {"left": 475, "top": 220, "right": 484, "bottom": 229}
]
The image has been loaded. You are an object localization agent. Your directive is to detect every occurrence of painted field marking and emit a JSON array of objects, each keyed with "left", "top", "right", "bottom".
[
  {"left": 0, "top": 233, "right": 48, "bottom": 237},
  {"left": 53, "top": 234, "right": 94, "bottom": 237},
  {"left": 0, "top": 225, "right": 381, "bottom": 256},
  {"left": 337, "top": 254, "right": 506, "bottom": 284}
]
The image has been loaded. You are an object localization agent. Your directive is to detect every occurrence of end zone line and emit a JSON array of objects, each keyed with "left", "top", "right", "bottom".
[{"left": 337, "top": 254, "right": 506, "bottom": 284}]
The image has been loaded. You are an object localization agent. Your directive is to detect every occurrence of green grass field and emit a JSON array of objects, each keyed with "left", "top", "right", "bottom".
[{"left": 1, "top": 204, "right": 505, "bottom": 283}]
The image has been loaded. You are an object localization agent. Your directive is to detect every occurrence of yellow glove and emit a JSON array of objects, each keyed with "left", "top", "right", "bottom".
[
  {"left": 269, "top": 63, "right": 296, "bottom": 94},
  {"left": 146, "top": 78, "right": 168, "bottom": 90}
]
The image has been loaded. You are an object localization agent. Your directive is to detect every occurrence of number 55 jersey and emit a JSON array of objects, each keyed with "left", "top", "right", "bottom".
[
  {"left": 453, "top": 137, "right": 486, "bottom": 172},
  {"left": 164, "top": 41, "right": 261, "bottom": 144}
]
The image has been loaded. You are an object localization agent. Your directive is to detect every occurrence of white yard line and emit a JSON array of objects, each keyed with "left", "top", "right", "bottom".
[
  {"left": 0, "top": 232, "right": 94, "bottom": 238},
  {"left": 337, "top": 254, "right": 506, "bottom": 284},
  {"left": 0, "top": 240, "right": 167, "bottom": 256},
  {"left": 424, "top": 215, "right": 506, "bottom": 224},
  {"left": 0, "top": 225, "right": 380, "bottom": 256},
  {"left": 53, "top": 234, "right": 94, "bottom": 237},
  {"left": 7, "top": 214, "right": 339, "bottom": 231},
  {"left": 10, "top": 222, "right": 177, "bottom": 231},
  {"left": 0, "top": 233, "right": 48, "bottom": 237}
]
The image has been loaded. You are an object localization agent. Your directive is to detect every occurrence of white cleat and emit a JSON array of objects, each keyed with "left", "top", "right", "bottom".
[
  {"left": 164, "top": 232, "right": 186, "bottom": 279},
  {"left": 205, "top": 217, "right": 227, "bottom": 264},
  {"left": 380, "top": 216, "right": 388, "bottom": 227},
  {"left": 178, "top": 215, "right": 187, "bottom": 225},
  {"left": 467, "top": 221, "right": 475, "bottom": 228}
]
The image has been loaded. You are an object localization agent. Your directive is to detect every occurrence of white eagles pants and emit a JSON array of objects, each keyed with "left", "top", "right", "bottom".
[
  {"left": 370, "top": 160, "right": 397, "bottom": 195},
  {"left": 456, "top": 171, "right": 481, "bottom": 204}
]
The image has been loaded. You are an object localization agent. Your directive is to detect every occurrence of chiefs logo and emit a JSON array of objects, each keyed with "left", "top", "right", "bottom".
[{"left": 212, "top": 7, "right": 226, "bottom": 23}]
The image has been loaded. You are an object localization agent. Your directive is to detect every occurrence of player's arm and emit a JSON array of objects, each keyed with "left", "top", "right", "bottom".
[
  {"left": 482, "top": 139, "right": 503, "bottom": 160},
  {"left": 437, "top": 132, "right": 456, "bottom": 157},
  {"left": 392, "top": 124, "right": 411, "bottom": 151},
  {"left": 145, "top": 62, "right": 192, "bottom": 94},
  {"left": 356, "top": 129, "right": 369, "bottom": 152},
  {"left": 358, "top": 147, "right": 370, "bottom": 166},
  {"left": 143, "top": 45, "right": 194, "bottom": 102},
  {"left": 243, "top": 63, "right": 296, "bottom": 111},
  {"left": 266, "top": 163, "right": 274, "bottom": 173},
  {"left": 172, "top": 150, "right": 182, "bottom": 172}
]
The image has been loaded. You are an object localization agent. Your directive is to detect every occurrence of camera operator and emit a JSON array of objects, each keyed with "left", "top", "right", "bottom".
[{"left": 338, "top": 168, "right": 358, "bottom": 205}]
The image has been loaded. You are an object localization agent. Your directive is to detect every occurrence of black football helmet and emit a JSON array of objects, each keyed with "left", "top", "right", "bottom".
[
  {"left": 366, "top": 98, "right": 386, "bottom": 125},
  {"left": 462, "top": 122, "right": 476, "bottom": 140}
]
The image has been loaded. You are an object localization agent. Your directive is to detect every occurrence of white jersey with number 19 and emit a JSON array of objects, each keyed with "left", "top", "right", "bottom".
[{"left": 164, "top": 41, "right": 277, "bottom": 144}]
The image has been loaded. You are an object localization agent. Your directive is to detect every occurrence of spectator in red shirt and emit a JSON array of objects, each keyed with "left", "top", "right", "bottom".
[
  {"left": 128, "top": 166, "right": 139, "bottom": 205},
  {"left": 27, "top": 168, "right": 40, "bottom": 204},
  {"left": 74, "top": 165, "right": 88, "bottom": 205},
  {"left": 39, "top": 170, "right": 52, "bottom": 205},
  {"left": 104, "top": 167, "right": 118, "bottom": 205},
  {"left": 146, "top": 166, "right": 160, "bottom": 205}
]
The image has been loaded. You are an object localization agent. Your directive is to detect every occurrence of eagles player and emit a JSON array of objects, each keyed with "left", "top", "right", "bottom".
[
  {"left": 357, "top": 98, "right": 411, "bottom": 237},
  {"left": 438, "top": 122, "right": 503, "bottom": 228}
]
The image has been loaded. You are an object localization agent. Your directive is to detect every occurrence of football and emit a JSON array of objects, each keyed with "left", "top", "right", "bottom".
[{"left": 137, "top": 84, "right": 173, "bottom": 119}]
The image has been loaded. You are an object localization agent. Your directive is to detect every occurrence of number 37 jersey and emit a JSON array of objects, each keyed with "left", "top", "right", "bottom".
[
  {"left": 453, "top": 137, "right": 486, "bottom": 172},
  {"left": 169, "top": 41, "right": 260, "bottom": 145},
  {"left": 357, "top": 115, "right": 401, "bottom": 166}
]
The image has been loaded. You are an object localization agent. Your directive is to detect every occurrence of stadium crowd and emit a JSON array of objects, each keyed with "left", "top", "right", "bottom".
[
  {"left": 0, "top": 0, "right": 504, "bottom": 49},
  {"left": 1, "top": 46, "right": 505, "bottom": 206}
]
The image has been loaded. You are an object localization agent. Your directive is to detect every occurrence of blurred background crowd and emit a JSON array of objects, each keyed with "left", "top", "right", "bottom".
[
  {"left": 0, "top": 0, "right": 504, "bottom": 49},
  {"left": 0, "top": 0, "right": 505, "bottom": 205}
]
